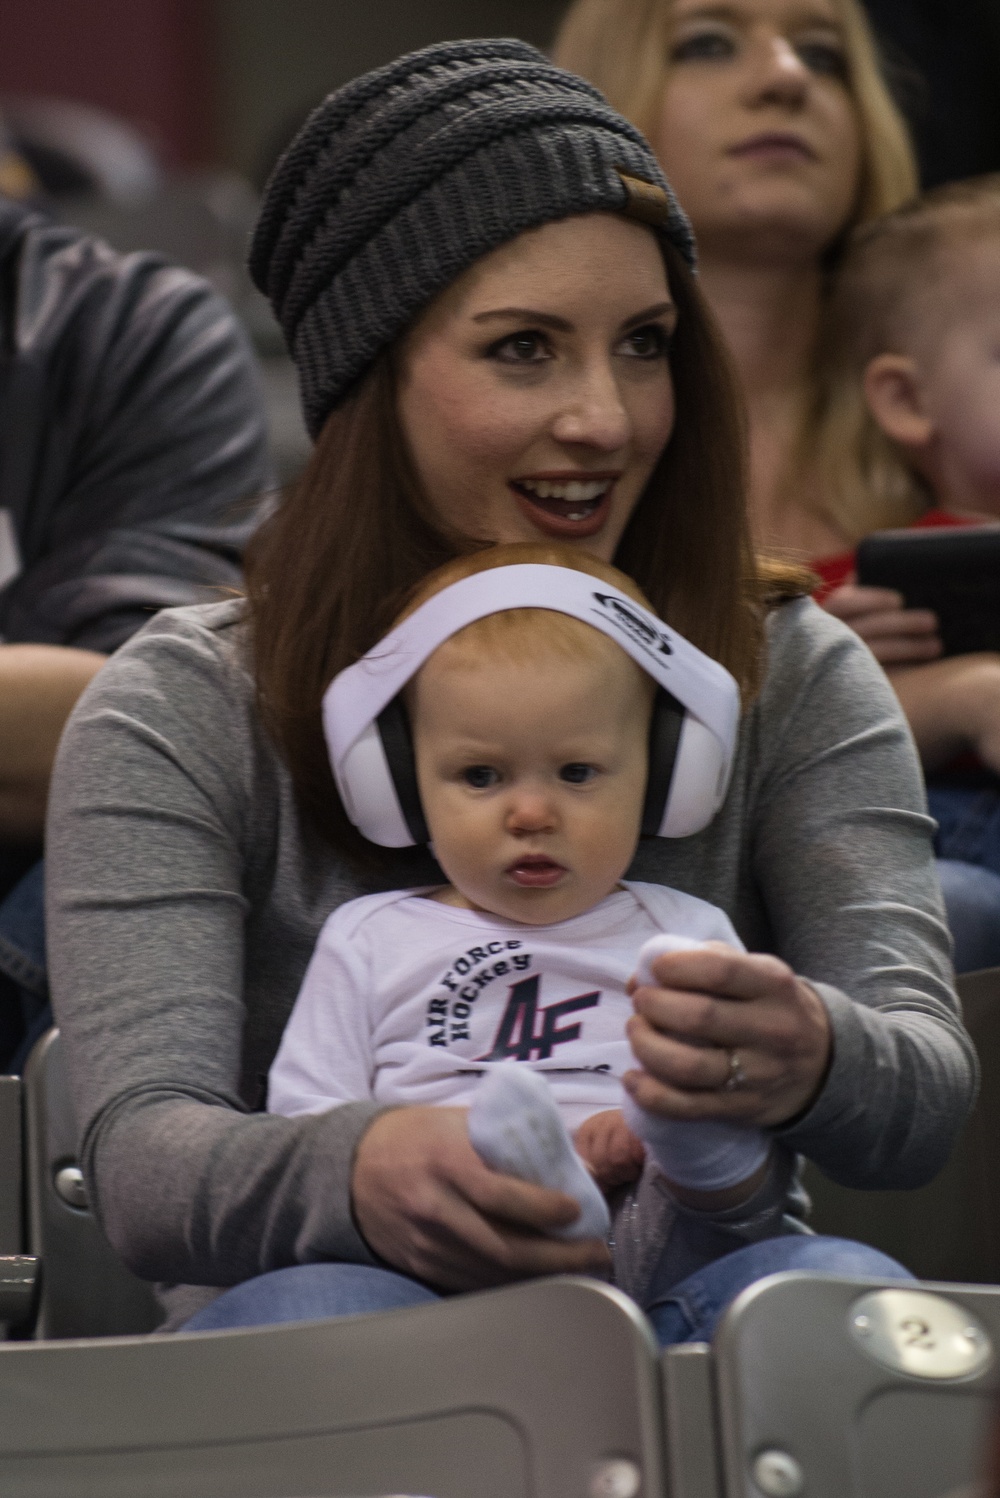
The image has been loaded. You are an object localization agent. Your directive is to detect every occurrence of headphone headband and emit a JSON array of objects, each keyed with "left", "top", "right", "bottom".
[
  {"left": 325, "top": 564, "right": 738, "bottom": 760},
  {"left": 323, "top": 565, "right": 741, "bottom": 847}
]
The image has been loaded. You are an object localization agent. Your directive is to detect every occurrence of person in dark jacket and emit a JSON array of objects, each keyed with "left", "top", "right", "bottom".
[{"left": 0, "top": 196, "right": 274, "bottom": 1067}]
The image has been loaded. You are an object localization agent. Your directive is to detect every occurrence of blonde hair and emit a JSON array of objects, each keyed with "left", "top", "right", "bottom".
[
  {"left": 552, "top": 0, "right": 917, "bottom": 226},
  {"left": 816, "top": 175, "right": 1000, "bottom": 538},
  {"left": 399, "top": 543, "right": 656, "bottom": 705}
]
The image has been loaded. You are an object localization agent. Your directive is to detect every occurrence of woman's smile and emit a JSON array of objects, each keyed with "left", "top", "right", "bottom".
[{"left": 509, "top": 470, "right": 621, "bottom": 537}]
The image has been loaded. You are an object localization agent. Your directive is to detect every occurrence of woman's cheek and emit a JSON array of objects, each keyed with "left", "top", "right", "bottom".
[
  {"left": 653, "top": 97, "right": 717, "bottom": 214},
  {"left": 631, "top": 378, "right": 675, "bottom": 466},
  {"left": 444, "top": 403, "right": 543, "bottom": 473},
  {"left": 820, "top": 112, "right": 862, "bottom": 223}
]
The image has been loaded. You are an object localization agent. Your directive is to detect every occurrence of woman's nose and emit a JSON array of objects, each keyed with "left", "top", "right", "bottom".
[
  {"left": 550, "top": 363, "right": 631, "bottom": 452},
  {"left": 744, "top": 34, "right": 811, "bottom": 107}
]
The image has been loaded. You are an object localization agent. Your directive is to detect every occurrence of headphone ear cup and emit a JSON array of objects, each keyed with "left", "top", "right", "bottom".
[
  {"left": 376, "top": 696, "right": 430, "bottom": 845},
  {"left": 659, "top": 715, "right": 732, "bottom": 837},
  {"left": 641, "top": 689, "right": 685, "bottom": 837}
]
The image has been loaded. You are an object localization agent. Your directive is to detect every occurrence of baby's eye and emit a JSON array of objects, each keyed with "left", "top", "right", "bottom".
[
  {"left": 670, "top": 26, "right": 736, "bottom": 63},
  {"left": 559, "top": 763, "right": 598, "bottom": 785},
  {"left": 619, "top": 324, "right": 673, "bottom": 360},
  {"left": 796, "top": 38, "right": 848, "bottom": 78},
  {"left": 488, "top": 331, "right": 552, "bottom": 365},
  {"left": 462, "top": 765, "right": 499, "bottom": 788}
]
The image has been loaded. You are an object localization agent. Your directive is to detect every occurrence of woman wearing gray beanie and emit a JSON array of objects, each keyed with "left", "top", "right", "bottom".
[{"left": 46, "top": 40, "right": 969, "bottom": 1339}]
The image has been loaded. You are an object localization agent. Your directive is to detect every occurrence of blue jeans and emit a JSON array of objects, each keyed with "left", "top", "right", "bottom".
[
  {"left": 179, "top": 1237, "right": 912, "bottom": 1345},
  {"left": 929, "top": 781, "right": 1000, "bottom": 878},
  {"left": 0, "top": 857, "right": 50, "bottom": 1072},
  {"left": 928, "top": 778, "right": 1000, "bottom": 972},
  {"left": 937, "top": 859, "right": 1000, "bottom": 973}
]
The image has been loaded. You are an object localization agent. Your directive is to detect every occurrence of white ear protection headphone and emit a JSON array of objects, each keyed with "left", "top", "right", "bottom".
[{"left": 323, "top": 564, "right": 740, "bottom": 848}]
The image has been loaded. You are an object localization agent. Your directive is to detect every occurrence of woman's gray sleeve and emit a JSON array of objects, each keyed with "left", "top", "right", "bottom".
[
  {"left": 752, "top": 607, "right": 978, "bottom": 1188},
  {"left": 45, "top": 619, "right": 382, "bottom": 1285}
]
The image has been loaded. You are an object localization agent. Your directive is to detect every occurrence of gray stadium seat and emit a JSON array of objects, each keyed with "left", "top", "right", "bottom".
[
  {"left": 0, "top": 1071, "right": 37, "bottom": 1332},
  {"left": 20, "top": 1028, "right": 159, "bottom": 1338},
  {"left": 804, "top": 965, "right": 1000, "bottom": 1282},
  {"left": 662, "top": 1272, "right": 1000, "bottom": 1498},
  {"left": 0, "top": 1275, "right": 664, "bottom": 1498}
]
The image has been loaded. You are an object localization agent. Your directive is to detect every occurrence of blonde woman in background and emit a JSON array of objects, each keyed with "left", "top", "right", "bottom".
[
  {"left": 553, "top": 0, "right": 913, "bottom": 572},
  {"left": 554, "top": 0, "right": 1000, "bottom": 969}
]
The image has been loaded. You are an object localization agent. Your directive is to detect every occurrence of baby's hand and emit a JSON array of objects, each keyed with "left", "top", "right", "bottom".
[{"left": 573, "top": 1109, "right": 646, "bottom": 1191}]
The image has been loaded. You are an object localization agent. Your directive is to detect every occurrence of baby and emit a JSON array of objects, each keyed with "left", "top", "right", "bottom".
[
  {"left": 268, "top": 545, "right": 769, "bottom": 1257},
  {"left": 832, "top": 175, "right": 1000, "bottom": 530},
  {"left": 823, "top": 176, "right": 1000, "bottom": 883}
]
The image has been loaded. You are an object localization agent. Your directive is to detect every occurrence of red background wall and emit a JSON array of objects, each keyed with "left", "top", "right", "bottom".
[{"left": 0, "top": 0, "right": 215, "bottom": 166}]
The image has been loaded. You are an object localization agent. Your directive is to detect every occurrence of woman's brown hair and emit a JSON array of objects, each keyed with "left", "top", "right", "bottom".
[{"left": 245, "top": 235, "right": 803, "bottom": 862}]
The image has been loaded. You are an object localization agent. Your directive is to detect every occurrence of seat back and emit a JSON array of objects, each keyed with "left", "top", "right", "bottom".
[
  {"left": 0, "top": 1073, "right": 21, "bottom": 1256},
  {"left": 804, "top": 965, "right": 1000, "bottom": 1282},
  {"left": 661, "top": 1341, "right": 723, "bottom": 1498},
  {"left": 0, "top": 1276, "right": 664, "bottom": 1498},
  {"left": 22, "top": 1028, "right": 160, "bottom": 1338},
  {"left": 707, "top": 1273, "right": 1000, "bottom": 1498},
  {"left": 0, "top": 1072, "right": 39, "bottom": 1332}
]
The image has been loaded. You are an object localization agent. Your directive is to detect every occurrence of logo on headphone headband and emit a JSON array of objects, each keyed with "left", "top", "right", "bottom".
[{"left": 591, "top": 593, "right": 673, "bottom": 658}]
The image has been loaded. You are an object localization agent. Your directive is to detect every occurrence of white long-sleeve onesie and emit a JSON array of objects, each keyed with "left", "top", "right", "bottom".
[{"left": 267, "top": 880, "right": 741, "bottom": 1130}]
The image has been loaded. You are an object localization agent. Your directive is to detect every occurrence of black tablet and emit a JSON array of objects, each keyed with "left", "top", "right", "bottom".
[{"left": 856, "top": 525, "right": 1000, "bottom": 657}]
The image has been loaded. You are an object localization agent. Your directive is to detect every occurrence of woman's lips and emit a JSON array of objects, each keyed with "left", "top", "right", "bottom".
[
  {"left": 508, "top": 856, "right": 567, "bottom": 888},
  {"left": 509, "top": 480, "right": 614, "bottom": 539},
  {"left": 729, "top": 133, "right": 816, "bottom": 162}
]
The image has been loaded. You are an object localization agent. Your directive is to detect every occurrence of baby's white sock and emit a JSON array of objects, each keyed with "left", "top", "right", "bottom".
[
  {"left": 467, "top": 1062, "right": 611, "bottom": 1241},
  {"left": 625, "top": 934, "right": 770, "bottom": 1192}
]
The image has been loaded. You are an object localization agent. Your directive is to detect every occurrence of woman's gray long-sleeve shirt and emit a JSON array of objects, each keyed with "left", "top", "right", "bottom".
[{"left": 45, "top": 594, "right": 977, "bottom": 1325}]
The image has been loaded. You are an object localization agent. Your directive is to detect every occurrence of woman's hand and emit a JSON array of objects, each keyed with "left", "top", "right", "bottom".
[
  {"left": 821, "top": 580, "right": 941, "bottom": 666},
  {"left": 573, "top": 1108, "right": 646, "bottom": 1191},
  {"left": 351, "top": 1106, "right": 611, "bottom": 1292},
  {"left": 624, "top": 946, "right": 832, "bottom": 1130}
]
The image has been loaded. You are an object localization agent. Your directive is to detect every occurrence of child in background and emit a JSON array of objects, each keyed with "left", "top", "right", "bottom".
[
  {"left": 817, "top": 177, "right": 1000, "bottom": 898},
  {"left": 268, "top": 545, "right": 771, "bottom": 1303}
]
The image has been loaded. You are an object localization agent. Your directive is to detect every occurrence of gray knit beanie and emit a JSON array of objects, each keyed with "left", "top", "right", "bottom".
[{"left": 250, "top": 37, "right": 695, "bottom": 439}]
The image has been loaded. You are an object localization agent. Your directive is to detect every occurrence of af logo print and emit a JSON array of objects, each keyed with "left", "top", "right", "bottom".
[
  {"left": 424, "top": 942, "right": 604, "bottom": 1052},
  {"left": 479, "top": 975, "right": 600, "bottom": 1061}
]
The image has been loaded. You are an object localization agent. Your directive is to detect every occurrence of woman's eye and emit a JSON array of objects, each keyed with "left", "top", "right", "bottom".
[
  {"left": 670, "top": 28, "right": 736, "bottom": 63},
  {"left": 462, "top": 765, "right": 499, "bottom": 788},
  {"left": 489, "top": 331, "right": 551, "bottom": 365},
  {"left": 796, "top": 39, "right": 848, "bottom": 78},
  {"left": 620, "top": 324, "right": 672, "bottom": 360},
  {"left": 559, "top": 763, "right": 598, "bottom": 785}
]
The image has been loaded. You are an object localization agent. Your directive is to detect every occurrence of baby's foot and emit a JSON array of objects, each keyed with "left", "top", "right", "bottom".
[
  {"left": 634, "top": 933, "right": 708, "bottom": 983},
  {"left": 468, "top": 1062, "right": 611, "bottom": 1241},
  {"left": 626, "top": 935, "right": 770, "bottom": 1192}
]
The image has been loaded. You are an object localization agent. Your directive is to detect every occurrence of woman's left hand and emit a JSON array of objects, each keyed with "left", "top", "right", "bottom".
[{"left": 624, "top": 945, "right": 832, "bottom": 1129}]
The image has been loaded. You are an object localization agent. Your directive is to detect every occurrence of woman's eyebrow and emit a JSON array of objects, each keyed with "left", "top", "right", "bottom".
[
  {"left": 471, "top": 301, "right": 677, "bottom": 331},
  {"left": 675, "top": 2, "right": 843, "bottom": 29},
  {"left": 622, "top": 301, "right": 676, "bottom": 330},
  {"left": 472, "top": 308, "right": 573, "bottom": 330}
]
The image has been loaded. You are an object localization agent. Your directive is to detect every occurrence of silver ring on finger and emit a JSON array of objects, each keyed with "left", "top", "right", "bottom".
[{"left": 722, "top": 1047, "right": 748, "bottom": 1092}]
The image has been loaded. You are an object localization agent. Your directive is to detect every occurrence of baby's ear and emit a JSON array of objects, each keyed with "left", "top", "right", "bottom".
[{"left": 863, "top": 353, "right": 934, "bottom": 452}]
